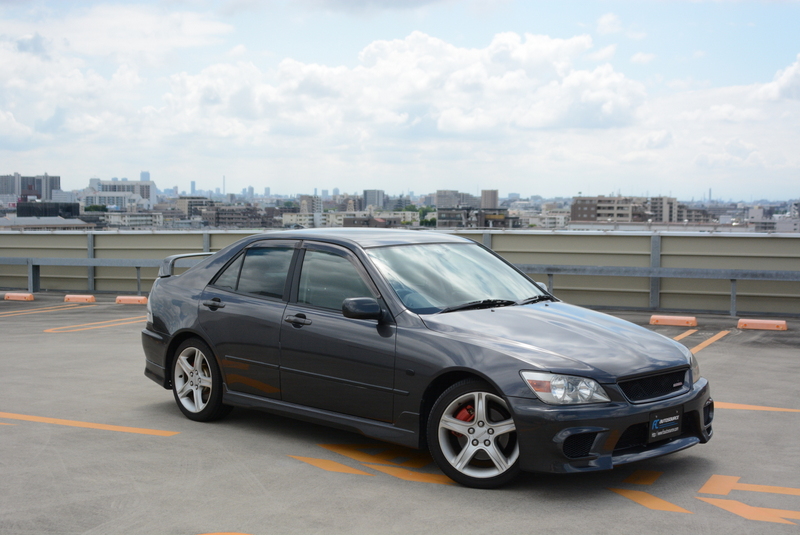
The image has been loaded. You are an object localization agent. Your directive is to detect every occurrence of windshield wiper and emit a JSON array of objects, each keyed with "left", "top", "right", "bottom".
[
  {"left": 517, "top": 295, "right": 555, "bottom": 305},
  {"left": 438, "top": 299, "right": 518, "bottom": 314}
]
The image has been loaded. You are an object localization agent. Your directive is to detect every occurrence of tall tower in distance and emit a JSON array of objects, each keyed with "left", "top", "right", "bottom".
[{"left": 140, "top": 171, "right": 150, "bottom": 181}]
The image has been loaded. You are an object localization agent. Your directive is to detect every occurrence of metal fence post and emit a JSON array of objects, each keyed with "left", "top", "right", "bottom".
[
  {"left": 203, "top": 232, "right": 211, "bottom": 252},
  {"left": 27, "top": 259, "right": 40, "bottom": 293},
  {"left": 87, "top": 233, "right": 95, "bottom": 292},
  {"left": 730, "top": 279, "right": 737, "bottom": 317},
  {"left": 650, "top": 234, "right": 661, "bottom": 310},
  {"left": 482, "top": 233, "right": 492, "bottom": 250}
]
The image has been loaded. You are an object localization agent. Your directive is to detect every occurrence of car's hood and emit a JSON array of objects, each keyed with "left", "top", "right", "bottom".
[{"left": 420, "top": 302, "right": 690, "bottom": 383}]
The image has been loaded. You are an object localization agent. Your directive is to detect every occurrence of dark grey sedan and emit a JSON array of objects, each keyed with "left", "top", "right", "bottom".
[{"left": 142, "top": 228, "right": 713, "bottom": 488}]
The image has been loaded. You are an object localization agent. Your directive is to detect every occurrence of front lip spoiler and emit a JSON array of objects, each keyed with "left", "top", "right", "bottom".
[{"left": 611, "top": 436, "right": 701, "bottom": 466}]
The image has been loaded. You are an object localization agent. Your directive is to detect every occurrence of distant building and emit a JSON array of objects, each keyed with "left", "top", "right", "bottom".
[
  {"left": 571, "top": 195, "right": 647, "bottom": 223},
  {"left": 481, "top": 190, "right": 499, "bottom": 209},
  {"left": 363, "top": 189, "right": 385, "bottom": 210},
  {"left": 104, "top": 212, "right": 164, "bottom": 228},
  {"left": 82, "top": 178, "right": 156, "bottom": 209},
  {"left": 0, "top": 215, "right": 94, "bottom": 230},
  {"left": 16, "top": 202, "right": 80, "bottom": 219},
  {"left": 0, "top": 173, "right": 61, "bottom": 201},
  {"left": 176, "top": 196, "right": 215, "bottom": 217},
  {"left": 140, "top": 171, "right": 150, "bottom": 181}
]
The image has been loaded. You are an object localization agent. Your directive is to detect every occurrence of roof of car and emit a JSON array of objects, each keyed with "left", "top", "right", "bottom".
[{"left": 254, "top": 228, "right": 472, "bottom": 248}]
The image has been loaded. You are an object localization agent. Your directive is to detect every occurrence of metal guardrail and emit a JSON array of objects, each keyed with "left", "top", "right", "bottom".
[
  {"left": 0, "top": 256, "right": 209, "bottom": 296},
  {"left": 2, "top": 256, "right": 799, "bottom": 316},
  {"left": 517, "top": 264, "right": 800, "bottom": 317}
]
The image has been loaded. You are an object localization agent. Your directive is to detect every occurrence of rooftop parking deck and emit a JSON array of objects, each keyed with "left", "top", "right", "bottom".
[{"left": 1, "top": 293, "right": 798, "bottom": 534}]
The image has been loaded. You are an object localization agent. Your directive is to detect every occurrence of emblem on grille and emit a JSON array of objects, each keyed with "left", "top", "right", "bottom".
[{"left": 673, "top": 382, "right": 683, "bottom": 387}]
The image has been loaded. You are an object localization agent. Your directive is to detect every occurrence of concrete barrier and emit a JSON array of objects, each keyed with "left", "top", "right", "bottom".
[
  {"left": 737, "top": 319, "right": 788, "bottom": 331},
  {"left": 115, "top": 296, "right": 148, "bottom": 305},
  {"left": 650, "top": 315, "right": 698, "bottom": 327},
  {"left": 64, "top": 295, "right": 96, "bottom": 303},
  {"left": 4, "top": 293, "right": 34, "bottom": 301}
]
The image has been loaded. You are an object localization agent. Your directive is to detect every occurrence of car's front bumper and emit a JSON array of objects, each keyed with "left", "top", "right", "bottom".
[{"left": 508, "top": 378, "right": 712, "bottom": 473}]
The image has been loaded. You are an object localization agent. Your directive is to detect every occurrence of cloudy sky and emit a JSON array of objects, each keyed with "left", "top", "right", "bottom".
[{"left": 1, "top": 0, "right": 799, "bottom": 201}]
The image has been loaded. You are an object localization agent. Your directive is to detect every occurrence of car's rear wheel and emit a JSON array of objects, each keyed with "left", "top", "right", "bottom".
[
  {"left": 427, "top": 378, "right": 520, "bottom": 488},
  {"left": 171, "top": 339, "right": 232, "bottom": 422}
]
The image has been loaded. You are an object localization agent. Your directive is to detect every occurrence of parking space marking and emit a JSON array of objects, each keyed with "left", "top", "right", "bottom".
[
  {"left": 363, "top": 463, "right": 453, "bottom": 485},
  {"left": 319, "top": 443, "right": 433, "bottom": 469},
  {"left": 697, "top": 498, "right": 800, "bottom": 525},
  {"left": 0, "top": 303, "right": 94, "bottom": 317},
  {"left": 689, "top": 330, "right": 730, "bottom": 354},
  {"left": 624, "top": 470, "right": 663, "bottom": 485},
  {"left": 715, "top": 402, "right": 800, "bottom": 413},
  {"left": 0, "top": 412, "right": 179, "bottom": 436},
  {"left": 44, "top": 315, "right": 147, "bottom": 333},
  {"left": 608, "top": 488, "right": 693, "bottom": 513},
  {"left": 699, "top": 475, "right": 800, "bottom": 497},
  {"left": 672, "top": 329, "right": 698, "bottom": 341},
  {"left": 289, "top": 456, "right": 375, "bottom": 476}
]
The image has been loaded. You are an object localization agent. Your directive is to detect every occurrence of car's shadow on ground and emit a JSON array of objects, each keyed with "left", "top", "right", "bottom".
[{"left": 158, "top": 404, "right": 715, "bottom": 493}]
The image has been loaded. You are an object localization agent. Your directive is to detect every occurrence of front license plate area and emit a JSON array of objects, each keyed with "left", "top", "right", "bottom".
[{"left": 648, "top": 407, "right": 683, "bottom": 443}]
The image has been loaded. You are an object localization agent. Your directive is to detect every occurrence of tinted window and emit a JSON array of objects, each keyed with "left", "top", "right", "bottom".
[
  {"left": 213, "top": 247, "right": 293, "bottom": 298},
  {"left": 298, "top": 250, "right": 373, "bottom": 310},
  {"left": 237, "top": 247, "right": 294, "bottom": 298},
  {"left": 212, "top": 253, "right": 244, "bottom": 290}
]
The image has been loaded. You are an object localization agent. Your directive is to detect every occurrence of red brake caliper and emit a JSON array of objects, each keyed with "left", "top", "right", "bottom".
[{"left": 452, "top": 405, "right": 475, "bottom": 437}]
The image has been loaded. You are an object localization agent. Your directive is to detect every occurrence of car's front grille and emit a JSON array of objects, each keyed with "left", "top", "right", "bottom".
[
  {"left": 563, "top": 432, "right": 598, "bottom": 458},
  {"left": 619, "top": 369, "right": 688, "bottom": 402}
]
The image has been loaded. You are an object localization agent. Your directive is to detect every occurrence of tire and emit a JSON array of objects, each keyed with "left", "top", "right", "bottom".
[
  {"left": 427, "top": 379, "right": 520, "bottom": 488},
  {"left": 171, "top": 339, "right": 232, "bottom": 422}
]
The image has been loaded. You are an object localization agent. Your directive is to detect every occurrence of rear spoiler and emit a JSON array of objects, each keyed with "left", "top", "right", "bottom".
[{"left": 158, "top": 252, "right": 215, "bottom": 278}]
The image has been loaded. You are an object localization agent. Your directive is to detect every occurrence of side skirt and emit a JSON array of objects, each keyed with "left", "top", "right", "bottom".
[{"left": 223, "top": 388, "right": 419, "bottom": 449}]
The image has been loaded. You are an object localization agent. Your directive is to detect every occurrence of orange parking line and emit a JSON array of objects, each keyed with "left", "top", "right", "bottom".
[
  {"left": 44, "top": 316, "right": 147, "bottom": 333},
  {"left": 715, "top": 402, "right": 800, "bottom": 413},
  {"left": 363, "top": 464, "right": 453, "bottom": 485},
  {"left": 699, "top": 475, "right": 800, "bottom": 497},
  {"left": 289, "top": 456, "right": 374, "bottom": 476},
  {"left": 689, "top": 331, "right": 730, "bottom": 354},
  {"left": 673, "top": 329, "right": 698, "bottom": 341},
  {"left": 698, "top": 497, "right": 800, "bottom": 525},
  {"left": 609, "top": 488, "right": 692, "bottom": 513},
  {"left": 0, "top": 411, "right": 179, "bottom": 436}
]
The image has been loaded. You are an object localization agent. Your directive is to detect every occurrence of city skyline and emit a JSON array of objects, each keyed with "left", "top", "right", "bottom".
[{"left": 2, "top": 1, "right": 799, "bottom": 200}]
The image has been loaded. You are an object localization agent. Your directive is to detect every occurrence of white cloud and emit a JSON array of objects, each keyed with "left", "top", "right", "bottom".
[
  {"left": 631, "top": 52, "right": 655, "bottom": 65},
  {"left": 0, "top": 5, "right": 233, "bottom": 66},
  {"left": 588, "top": 45, "right": 616, "bottom": 62},
  {"left": 597, "top": 13, "right": 622, "bottom": 35},
  {"left": 757, "top": 53, "right": 800, "bottom": 100}
]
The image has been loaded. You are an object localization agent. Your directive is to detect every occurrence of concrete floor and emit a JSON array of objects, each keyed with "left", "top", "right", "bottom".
[{"left": 1, "top": 293, "right": 798, "bottom": 535}]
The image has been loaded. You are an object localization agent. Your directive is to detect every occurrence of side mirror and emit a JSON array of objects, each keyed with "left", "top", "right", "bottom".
[{"left": 342, "top": 297, "right": 382, "bottom": 320}]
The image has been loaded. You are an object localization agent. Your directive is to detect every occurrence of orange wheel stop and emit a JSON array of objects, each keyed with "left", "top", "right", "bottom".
[
  {"left": 116, "top": 296, "right": 148, "bottom": 305},
  {"left": 64, "top": 295, "right": 96, "bottom": 303},
  {"left": 650, "top": 315, "right": 698, "bottom": 327},
  {"left": 4, "top": 293, "right": 34, "bottom": 301},
  {"left": 737, "top": 319, "right": 787, "bottom": 331}
]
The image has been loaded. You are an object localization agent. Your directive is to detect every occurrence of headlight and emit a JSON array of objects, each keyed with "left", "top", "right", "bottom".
[
  {"left": 691, "top": 354, "right": 701, "bottom": 383},
  {"left": 521, "top": 371, "right": 610, "bottom": 405}
]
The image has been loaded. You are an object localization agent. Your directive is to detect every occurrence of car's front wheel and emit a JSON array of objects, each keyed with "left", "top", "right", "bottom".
[
  {"left": 427, "top": 379, "right": 520, "bottom": 488},
  {"left": 171, "top": 339, "right": 232, "bottom": 422}
]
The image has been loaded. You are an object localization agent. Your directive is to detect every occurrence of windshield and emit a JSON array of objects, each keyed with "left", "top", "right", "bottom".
[{"left": 367, "top": 242, "right": 546, "bottom": 314}]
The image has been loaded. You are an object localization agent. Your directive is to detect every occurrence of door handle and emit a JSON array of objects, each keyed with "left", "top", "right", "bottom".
[
  {"left": 284, "top": 314, "right": 312, "bottom": 326},
  {"left": 202, "top": 299, "right": 225, "bottom": 309}
]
